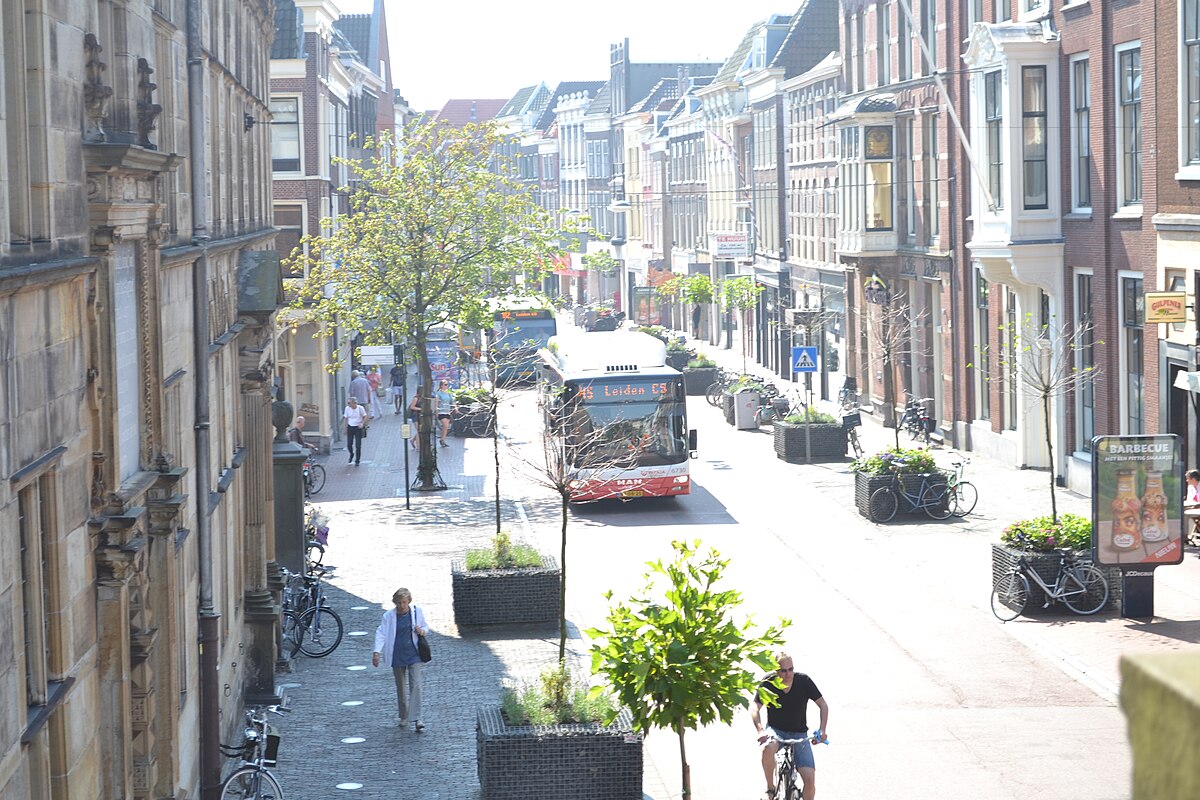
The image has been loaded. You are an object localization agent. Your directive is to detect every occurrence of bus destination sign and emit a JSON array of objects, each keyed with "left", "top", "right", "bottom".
[
  {"left": 497, "top": 309, "right": 553, "bottom": 320},
  {"left": 578, "top": 380, "right": 671, "bottom": 401}
]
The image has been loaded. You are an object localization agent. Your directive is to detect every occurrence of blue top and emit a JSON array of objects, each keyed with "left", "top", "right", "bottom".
[
  {"left": 392, "top": 610, "right": 421, "bottom": 667},
  {"left": 434, "top": 389, "right": 453, "bottom": 414}
]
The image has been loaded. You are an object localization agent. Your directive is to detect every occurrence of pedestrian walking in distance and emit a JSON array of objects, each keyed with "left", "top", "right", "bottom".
[
  {"left": 372, "top": 588, "right": 429, "bottom": 731},
  {"left": 434, "top": 380, "right": 453, "bottom": 447},
  {"left": 390, "top": 363, "right": 405, "bottom": 414},
  {"left": 751, "top": 651, "right": 829, "bottom": 800},
  {"left": 348, "top": 370, "right": 373, "bottom": 429},
  {"left": 343, "top": 396, "right": 368, "bottom": 465},
  {"left": 407, "top": 386, "right": 424, "bottom": 449}
]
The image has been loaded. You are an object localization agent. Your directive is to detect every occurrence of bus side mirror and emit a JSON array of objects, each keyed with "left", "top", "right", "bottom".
[{"left": 688, "top": 429, "right": 698, "bottom": 458}]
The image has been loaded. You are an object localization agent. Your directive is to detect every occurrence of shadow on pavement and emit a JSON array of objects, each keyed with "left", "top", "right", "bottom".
[{"left": 568, "top": 484, "right": 737, "bottom": 527}]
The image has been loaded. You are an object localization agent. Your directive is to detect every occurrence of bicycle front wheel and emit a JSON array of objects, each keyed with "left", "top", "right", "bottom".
[
  {"left": 306, "top": 464, "right": 326, "bottom": 495},
  {"left": 990, "top": 572, "right": 1030, "bottom": 621},
  {"left": 950, "top": 481, "right": 978, "bottom": 517},
  {"left": 847, "top": 428, "right": 863, "bottom": 458},
  {"left": 220, "top": 766, "right": 284, "bottom": 800},
  {"left": 1061, "top": 565, "right": 1110, "bottom": 615},
  {"left": 706, "top": 382, "right": 724, "bottom": 407},
  {"left": 922, "top": 484, "right": 952, "bottom": 520},
  {"left": 868, "top": 487, "right": 899, "bottom": 522},
  {"left": 297, "top": 607, "right": 343, "bottom": 657}
]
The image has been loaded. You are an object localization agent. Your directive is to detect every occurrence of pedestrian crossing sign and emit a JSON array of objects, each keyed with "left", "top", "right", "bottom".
[{"left": 791, "top": 346, "right": 818, "bottom": 373}]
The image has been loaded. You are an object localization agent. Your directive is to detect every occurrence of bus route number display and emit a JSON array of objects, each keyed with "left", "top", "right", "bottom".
[
  {"left": 578, "top": 381, "right": 670, "bottom": 401},
  {"left": 497, "top": 309, "right": 553, "bottom": 320}
]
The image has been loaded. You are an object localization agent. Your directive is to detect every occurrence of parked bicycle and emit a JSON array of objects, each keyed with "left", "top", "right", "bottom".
[
  {"left": 280, "top": 563, "right": 343, "bottom": 658},
  {"left": 898, "top": 396, "right": 934, "bottom": 444},
  {"left": 302, "top": 457, "right": 325, "bottom": 498},
  {"left": 218, "top": 704, "right": 290, "bottom": 800},
  {"left": 868, "top": 460, "right": 951, "bottom": 522},
  {"left": 754, "top": 384, "right": 801, "bottom": 426},
  {"left": 842, "top": 411, "right": 864, "bottom": 458},
  {"left": 838, "top": 376, "right": 860, "bottom": 411},
  {"left": 705, "top": 369, "right": 745, "bottom": 407},
  {"left": 943, "top": 456, "right": 978, "bottom": 517},
  {"left": 990, "top": 548, "right": 1109, "bottom": 620},
  {"left": 770, "top": 732, "right": 827, "bottom": 800}
]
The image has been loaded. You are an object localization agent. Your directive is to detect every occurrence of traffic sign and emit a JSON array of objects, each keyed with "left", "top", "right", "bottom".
[{"left": 791, "top": 346, "right": 818, "bottom": 373}]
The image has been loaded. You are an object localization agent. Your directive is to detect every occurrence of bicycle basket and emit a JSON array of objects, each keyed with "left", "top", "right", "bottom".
[
  {"left": 841, "top": 412, "right": 862, "bottom": 429},
  {"left": 263, "top": 727, "right": 281, "bottom": 768}
]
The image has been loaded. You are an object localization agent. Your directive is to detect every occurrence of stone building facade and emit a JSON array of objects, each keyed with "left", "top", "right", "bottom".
[{"left": 0, "top": 0, "right": 280, "bottom": 798}]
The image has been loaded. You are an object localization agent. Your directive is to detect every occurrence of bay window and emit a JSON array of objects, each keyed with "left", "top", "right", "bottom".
[
  {"left": 1022, "top": 67, "right": 1048, "bottom": 209},
  {"left": 864, "top": 126, "right": 894, "bottom": 230},
  {"left": 984, "top": 71, "right": 1004, "bottom": 209}
]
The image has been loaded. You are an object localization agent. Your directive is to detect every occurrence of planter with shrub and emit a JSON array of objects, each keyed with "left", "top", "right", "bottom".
[
  {"left": 990, "top": 513, "right": 1121, "bottom": 614},
  {"left": 850, "top": 447, "right": 946, "bottom": 518},
  {"left": 451, "top": 387, "right": 496, "bottom": 437},
  {"left": 477, "top": 666, "right": 642, "bottom": 800},
  {"left": 682, "top": 355, "right": 718, "bottom": 395},
  {"left": 666, "top": 340, "right": 694, "bottom": 371},
  {"left": 774, "top": 409, "right": 846, "bottom": 462},
  {"left": 452, "top": 532, "right": 560, "bottom": 626}
]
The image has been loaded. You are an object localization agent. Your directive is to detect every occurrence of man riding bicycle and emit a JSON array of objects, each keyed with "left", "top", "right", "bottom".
[{"left": 751, "top": 651, "right": 829, "bottom": 800}]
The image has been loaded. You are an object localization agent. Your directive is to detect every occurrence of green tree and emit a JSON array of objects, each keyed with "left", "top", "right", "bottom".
[
  {"left": 721, "top": 276, "right": 764, "bottom": 370},
  {"left": 290, "top": 121, "right": 556, "bottom": 488},
  {"left": 587, "top": 539, "right": 789, "bottom": 799}
]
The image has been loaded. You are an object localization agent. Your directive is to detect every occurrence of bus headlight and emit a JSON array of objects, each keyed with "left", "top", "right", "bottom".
[
  {"left": 672, "top": 475, "right": 689, "bottom": 484},
  {"left": 568, "top": 480, "right": 585, "bottom": 490}
]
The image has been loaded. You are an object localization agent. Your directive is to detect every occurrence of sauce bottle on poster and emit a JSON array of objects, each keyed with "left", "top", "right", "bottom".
[
  {"left": 1110, "top": 469, "right": 1142, "bottom": 551},
  {"left": 1140, "top": 470, "right": 1169, "bottom": 543}
]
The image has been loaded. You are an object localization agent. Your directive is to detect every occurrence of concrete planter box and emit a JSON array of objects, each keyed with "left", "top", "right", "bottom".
[
  {"left": 451, "top": 557, "right": 560, "bottom": 626},
  {"left": 683, "top": 367, "right": 717, "bottom": 395},
  {"left": 476, "top": 707, "right": 643, "bottom": 800},
  {"left": 451, "top": 405, "right": 495, "bottom": 438},
  {"left": 721, "top": 392, "right": 736, "bottom": 425},
  {"left": 774, "top": 422, "right": 847, "bottom": 462},
  {"left": 990, "top": 544, "right": 1121, "bottom": 615},
  {"left": 854, "top": 471, "right": 948, "bottom": 518}
]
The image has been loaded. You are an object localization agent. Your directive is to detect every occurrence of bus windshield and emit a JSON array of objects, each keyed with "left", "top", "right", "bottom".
[
  {"left": 563, "top": 377, "right": 688, "bottom": 467},
  {"left": 492, "top": 313, "right": 556, "bottom": 351}
]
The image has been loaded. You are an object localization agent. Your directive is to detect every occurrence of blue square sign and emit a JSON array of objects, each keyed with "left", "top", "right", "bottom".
[{"left": 791, "top": 346, "right": 818, "bottom": 373}]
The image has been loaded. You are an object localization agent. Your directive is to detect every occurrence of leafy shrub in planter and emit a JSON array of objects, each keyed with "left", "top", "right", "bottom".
[
  {"left": 783, "top": 409, "right": 837, "bottom": 425},
  {"left": 465, "top": 531, "right": 542, "bottom": 571},
  {"left": 500, "top": 665, "right": 616, "bottom": 726},
  {"left": 634, "top": 325, "right": 670, "bottom": 343},
  {"left": 728, "top": 376, "right": 767, "bottom": 394},
  {"left": 850, "top": 447, "right": 937, "bottom": 476},
  {"left": 687, "top": 354, "right": 716, "bottom": 369},
  {"left": 1000, "top": 513, "right": 1091, "bottom": 552},
  {"left": 454, "top": 386, "right": 495, "bottom": 406}
]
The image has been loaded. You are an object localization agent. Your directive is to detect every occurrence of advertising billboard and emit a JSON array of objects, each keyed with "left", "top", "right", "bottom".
[
  {"left": 1091, "top": 435, "right": 1185, "bottom": 567},
  {"left": 709, "top": 232, "right": 750, "bottom": 259}
]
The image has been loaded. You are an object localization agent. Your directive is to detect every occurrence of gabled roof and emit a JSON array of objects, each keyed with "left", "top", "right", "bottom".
[
  {"left": 428, "top": 99, "right": 508, "bottom": 127},
  {"left": 768, "top": 0, "right": 839, "bottom": 79},
  {"left": 500, "top": 86, "right": 540, "bottom": 118},
  {"left": 334, "top": 14, "right": 373, "bottom": 64},
  {"left": 629, "top": 78, "right": 682, "bottom": 114},
  {"left": 532, "top": 81, "right": 606, "bottom": 132},
  {"left": 586, "top": 82, "right": 612, "bottom": 116},
  {"left": 712, "top": 22, "right": 764, "bottom": 84},
  {"left": 271, "top": 0, "right": 304, "bottom": 60}
]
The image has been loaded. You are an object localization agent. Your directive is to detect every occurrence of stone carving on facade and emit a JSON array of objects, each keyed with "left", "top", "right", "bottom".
[
  {"left": 90, "top": 451, "right": 110, "bottom": 514},
  {"left": 136, "top": 58, "right": 162, "bottom": 150},
  {"left": 272, "top": 400, "right": 294, "bottom": 443},
  {"left": 84, "top": 34, "right": 113, "bottom": 143}
]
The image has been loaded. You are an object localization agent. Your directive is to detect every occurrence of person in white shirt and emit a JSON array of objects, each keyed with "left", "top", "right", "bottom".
[
  {"left": 372, "top": 588, "right": 430, "bottom": 731},
  {"left": 343, "top": 396, "right": 368, "bottom": 465}
]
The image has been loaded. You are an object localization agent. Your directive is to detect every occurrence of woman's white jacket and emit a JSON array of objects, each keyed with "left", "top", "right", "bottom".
[{"left": 373, "top": 604, "right": 428, "bottom": 668}]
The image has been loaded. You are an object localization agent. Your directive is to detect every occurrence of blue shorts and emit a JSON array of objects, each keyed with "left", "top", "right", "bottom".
[{"left": 768, "top": 727, "right": 815, "bottom": 770}]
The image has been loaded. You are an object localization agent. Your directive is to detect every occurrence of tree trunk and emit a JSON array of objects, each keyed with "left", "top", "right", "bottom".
[
  {"left": 558, "top": 490, "right": 568, "bottom": 664},
  {"left": 414, "top": 331, "right": 437, "bottom": 488},
  {"left": 492, "top": 395, "right": 501, "bottom": 535},
  {"left": 677, "top": 721, "right": 691, "bottom": 799},
  {"left": 1044, "top": 391, "right": 1057, "bottom": 524}
]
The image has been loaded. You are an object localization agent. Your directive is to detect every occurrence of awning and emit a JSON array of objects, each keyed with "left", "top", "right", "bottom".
[{"left": 1173, "top": 371, "right": 1200, "bottom": 393}]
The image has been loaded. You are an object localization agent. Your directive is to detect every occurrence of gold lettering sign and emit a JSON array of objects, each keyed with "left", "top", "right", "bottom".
[{"left": 1144, "top": 292, "right": 1187, "bottom": 323}]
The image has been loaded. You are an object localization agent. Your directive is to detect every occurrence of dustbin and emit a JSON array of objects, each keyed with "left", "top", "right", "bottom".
[{"left": 734, "top": 389, "right": 760, "bottom": 430}]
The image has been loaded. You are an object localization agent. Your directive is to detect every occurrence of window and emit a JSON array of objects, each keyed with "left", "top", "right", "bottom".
[
  {"left": 855, "top": 13, "right": 866, "bottom": 92},
  {"left": 976, "top": 270, "right": 991, "bottom": 420},
  {"left": 898, "top": 5, "right": 912, "bottom": 81},
  {"left": 924, "top": 113, "right": 939, "bottom": 240},
  {"left": 271, "top": 98, "right": 301, "bottom": 172},
  {"left": 897, "top": 117, "right": 913, "bottom": 243},
  {"left": 1022, "top": 66, "right": 1048, "bottom": 209},
  {"left": 969, "top": 0, "right": 984, "bottom": 26},
  {"left": 865, "top": 126, "right": 894, "bottom": 230},
  {"left": 1183, "top": 0, "right": 1200, "bottom": 168},
  {"left": 1116, "top": 45, "right": 1142, "bottom": 207},
  {"left": 1070, "top": 57, "right": 1092, "bottom": 210},
  {"left": 984, "top": 71, "right": 1004, "bottom": 209},
  {"left": 1003, "top": 288, "right": 1018, "bottom": 430},
  {"left": 877, "top": 2, "right": 891, "bottom": 86},
  {"left": 920, "top": 0, "right": 936, "bottom": 74},
  {"left": 1075, "top": 272, "right": 1094, "bottom": 448},
  {"left": 998, "top": 0, "right": 1011, "bottom": 22},
  {"left": 1122, "top": 275, "right": 1144, "bottom": 433},
  {"left": 275, "top": 205, "right": 305, "bottom": 275}
]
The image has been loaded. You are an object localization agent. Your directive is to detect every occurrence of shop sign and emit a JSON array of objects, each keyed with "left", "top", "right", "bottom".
[
  {"left": 1144, "top": 292, "right": 1187, "bottom": 323},
  {"left": 709, "top": 232, "right": 750, "bottom": 259},
  {"left": 1090, "top": 435, "right": 1185, "bottom": 568},
  {"left": 863, "top": 273, "right": 888, "bottom": 305}
]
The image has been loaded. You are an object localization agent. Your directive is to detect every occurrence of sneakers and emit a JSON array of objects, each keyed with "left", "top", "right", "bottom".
[
  {"left": 399, "top": 718, "right": 407, "bottom": 728},
  {"left": 414, "top": 720, "right": 425, "bottom": 732},
  {"left": 348, "top": 454, "right": 353, "bottom": 463}
]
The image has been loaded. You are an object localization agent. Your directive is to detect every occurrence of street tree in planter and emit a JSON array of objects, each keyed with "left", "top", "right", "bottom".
[
  {"left": 854, "top": 296, "right": 930, "bottom": 449},
  {"left": 990, "top": 315, "right": 1101, "bottom": 523},
  {"left": 289, "top": 121, "right": 556, "bottom": 489},
  {"left": 722, "top": 276, "right": 764, "bottom": 371},
  {"left": 660, "top": 274, "right": 716, "bottom": 339},
  {"left": 509, "top": 402, "right": 651, "bottom": 665},
  {"left": 588, "top": 539, "right": 789, "bottom": 800}
]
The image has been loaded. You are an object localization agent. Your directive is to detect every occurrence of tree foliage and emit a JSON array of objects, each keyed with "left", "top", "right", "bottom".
[
  {"left": 288, "top": 120, "right": 557, "bottom": 486},
  {"left": 658, "top": 274, "right": 715, "bottom": 305},
  {"left": 856, "top": 298, "right": 930, "bottom": 448},
  {"left": 587, "top": 540, "right": 789, "bottom": 799}
]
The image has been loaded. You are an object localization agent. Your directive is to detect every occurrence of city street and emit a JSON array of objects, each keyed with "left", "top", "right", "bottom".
[{"left": 272, "top": 371, "right": 1200, "bottom": 799}]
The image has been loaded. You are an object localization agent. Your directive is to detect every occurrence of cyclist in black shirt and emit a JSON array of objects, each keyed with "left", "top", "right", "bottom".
[{"left": 751, "top": 651, "right": 829, "bottom": 800}]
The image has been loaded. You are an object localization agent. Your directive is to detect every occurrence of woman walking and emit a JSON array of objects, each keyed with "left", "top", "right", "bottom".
[
  {"left": 372, "top": 588, "right": 429, "bottom": 731},
  {"left": 407, "top": 386, "right": 424, "bottom": 449}
]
